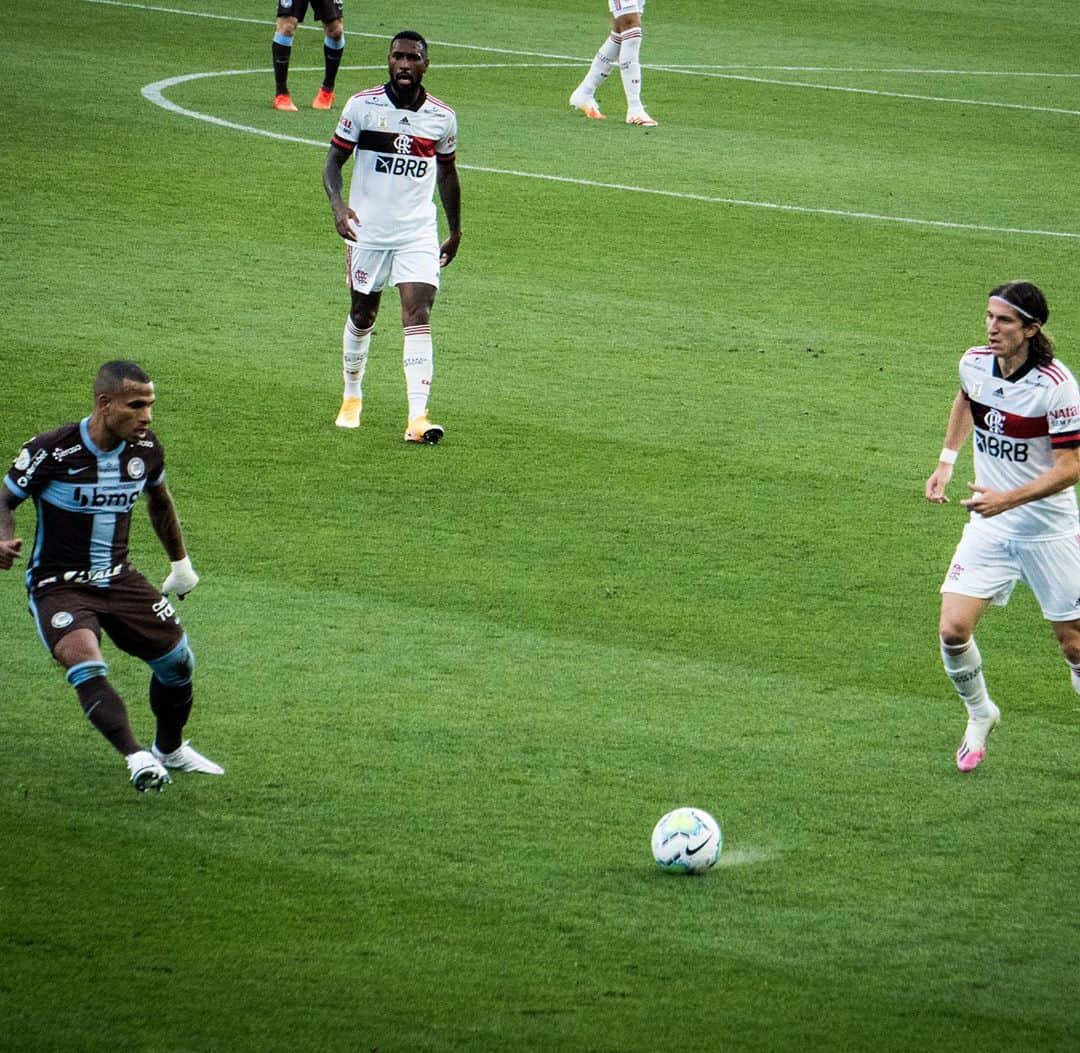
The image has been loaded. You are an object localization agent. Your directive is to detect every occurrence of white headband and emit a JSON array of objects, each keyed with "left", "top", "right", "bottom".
[{"left": 990, "top": 294, "right": 1038, "bottom": 322}]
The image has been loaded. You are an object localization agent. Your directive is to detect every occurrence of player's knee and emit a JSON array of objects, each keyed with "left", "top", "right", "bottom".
[
  {"left": 350, "top": 306, "right": 377, "bottom": 330},
  {"left": 275, "top": 17, "right": 297, "bottom": 37},
  {"left": 938, "top": 624, "right": 971, "bottom": 649},
  {"left": 1059, "top": 637, "right": 1080, "bottom": 665},
  {"left": 149, "top": 636, "right": 195, "bottom": 687},
  {"left": 324, "top": 19, "right": 344, "bottom": 40}
]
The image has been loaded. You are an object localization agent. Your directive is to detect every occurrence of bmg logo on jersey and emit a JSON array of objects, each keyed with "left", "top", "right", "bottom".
[
  {"left": 375, "top": 154, "right": 429, "bottom": 178},
  {"left": 72, "top": 486, "right": 141, "bottom": 510}
]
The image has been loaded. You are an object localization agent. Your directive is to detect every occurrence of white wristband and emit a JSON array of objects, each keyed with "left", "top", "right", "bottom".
[{"left": 938, "top": 448, "right": 959, "bottom": 465}]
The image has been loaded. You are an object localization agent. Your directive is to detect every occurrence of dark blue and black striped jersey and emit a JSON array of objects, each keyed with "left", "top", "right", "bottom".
[{"left": 4, "top": 418, "right": 166, "bottom": 592}]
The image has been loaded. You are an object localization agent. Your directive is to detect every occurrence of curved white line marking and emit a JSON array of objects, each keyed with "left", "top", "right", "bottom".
[{"left": 142, "top": 68, "right": 1080, "bottom": 240}]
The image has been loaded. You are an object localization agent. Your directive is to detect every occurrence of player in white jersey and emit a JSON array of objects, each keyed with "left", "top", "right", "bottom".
[
  {"left": 569, "top": 0, "right": 657, "bottom": 126},
  {"left": 925, "top": 282, "right": 1080, "bottom": 771},
  {"left": 323, "top": 30, "right": 462, "bottom": 442}
]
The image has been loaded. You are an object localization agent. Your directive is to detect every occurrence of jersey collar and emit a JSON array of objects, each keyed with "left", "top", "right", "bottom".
[
  {"left": 992, "top": 351, "right": 1037, "bottom": 383},
  {"left": 80, "top": 416, "right": 125, "bottom": 458},
  {"left": 384, "top": 81, "right": 427, "bottom": 112}
]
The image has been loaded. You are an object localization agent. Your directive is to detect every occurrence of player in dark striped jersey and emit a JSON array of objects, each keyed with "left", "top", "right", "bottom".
[
  {"left": 0, "top": 361, "right": 223, "bottom": 792},
  {"left": 925, "top": 282, "right": 1080, "bottom": 772}
]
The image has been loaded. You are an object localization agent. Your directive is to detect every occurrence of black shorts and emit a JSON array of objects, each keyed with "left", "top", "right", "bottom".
[
  {"left": 29, "top": 568, "right": 184, "bottom": 662},
  {"left": 276, "top": 0, "right": 343, "bottom": 23}
]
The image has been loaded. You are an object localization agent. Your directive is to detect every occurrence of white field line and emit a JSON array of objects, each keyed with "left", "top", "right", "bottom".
[
  {"left": 648, "top": 65, "right": 1080, "bottom": 117},
  {"left": 142, "top": 68, "right": 1080, "bottom": 240},
  {"left": 109, "top": 0, "right": 1080, "bottom": 239}
]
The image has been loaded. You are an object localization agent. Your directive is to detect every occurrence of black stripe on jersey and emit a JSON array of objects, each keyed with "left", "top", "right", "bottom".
[{"left": 356, "top": 130, "right": 437, "bottom": 157}]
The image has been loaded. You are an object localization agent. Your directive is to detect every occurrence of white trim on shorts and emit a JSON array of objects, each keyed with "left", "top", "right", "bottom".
[
  {"left": 345, "top": 240, "right": 440, "bottom": 295},
  {"left": 940, "top": 521, "right": 1080, "bottom": 621}
]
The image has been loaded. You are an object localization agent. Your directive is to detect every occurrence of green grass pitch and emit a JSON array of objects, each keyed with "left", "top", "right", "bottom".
[{"left": 2, "top": 1, "right": 1079, "bottom": 1049}]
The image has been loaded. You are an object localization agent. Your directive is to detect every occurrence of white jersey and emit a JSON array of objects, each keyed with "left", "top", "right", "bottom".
[
  {"left": 610, "top": 0, "right": 646, "bottom": 14},
  {"left": 958, "top": 345, "right": 1080, "bottom": 540},
  {"left": 331, "top": 83, "right": 457, "bottom": 249}
]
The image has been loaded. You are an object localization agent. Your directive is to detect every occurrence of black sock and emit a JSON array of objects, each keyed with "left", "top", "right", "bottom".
[
  {"left": 149, "top": 676, "right": 194, "bottom": 754},
  {"left": 272, "top": 41, "right": 292, "bottom": 95},
  {"left": 323, "top": 41, "right": 344, "bottom": 91},
  {"left": 76, "top": 678, "right": 140, "bottom": 755}
]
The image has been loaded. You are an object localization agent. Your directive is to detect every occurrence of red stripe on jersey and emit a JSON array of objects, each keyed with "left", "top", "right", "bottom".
[
  {"left": 1038, "top": 362, "right": 1068, "bottom": 385},
  {"left": 437, "top": 151, "right": 456, "bottom": 163},
  {"left": 1051, "top": 430, "right": 1080, "bottom": 447},
  {"left": 357, "top": 130, "right": 437, "bottom": 156},
  {"left": 331, "top": 134, "right": 356, "bottom": 152},
  {"left": 969, "top": 400, "right": 1049, "bottom": 439},
  {"left": 424, "top": 92, "right": 456, "bottom": 116}
]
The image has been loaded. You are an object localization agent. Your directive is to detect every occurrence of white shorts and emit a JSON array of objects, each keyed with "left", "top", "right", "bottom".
[
  {"left": 609, "top": 0, "right": 645, "bottom": 16},
  {"left": 344, "top": 240, "right": 439, "bottom": 295},
  {"left": 940, "top": 522, "right": 1080, "bottom": 621}
]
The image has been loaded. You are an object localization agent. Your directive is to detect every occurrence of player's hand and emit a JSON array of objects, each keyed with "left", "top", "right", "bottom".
[
  {"left": 439, "top": 230, "right": 462, "bottom": 268},
  {"left": 961, "top": 483, "right": 1010, "bottom": 518},
  {"left": 925, "top": 465, "right": 953, "bottom": 503},
  {"left": 334, "top": 205, "right": 360, "bottom": 242},
  {"left": 163, "top": 555, "right": 199, "bottom": 598},
  {"left": 0, "top": 537, "right": 22, "bottom": 570}
]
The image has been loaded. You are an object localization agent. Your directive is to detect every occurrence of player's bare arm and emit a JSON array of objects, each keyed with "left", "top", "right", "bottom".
[
  {"left": 436, "top": 155, "right": 462, "bottom": 267},
  {"left": 925, "top": 390, "right": 974, "bottom": 503},
  {"left": 0, "top": 488, "right": 23, "bottom": 569},
  {"left": 145, "top": 481, "right": 199, "bottom": 597},
  {"left": 963, "top": 445, "right": 1080, "bottom": 519},
  {"left": 144, "top": 481, "right": 186, "bottom": 562},
  {"left": 324, "top": 144, "right": 360, "bottom": 241}
]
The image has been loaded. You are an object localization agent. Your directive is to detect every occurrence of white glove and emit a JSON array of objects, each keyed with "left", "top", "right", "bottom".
[{"left": 162, "top": 555, "right": 200, "bottom": 598}]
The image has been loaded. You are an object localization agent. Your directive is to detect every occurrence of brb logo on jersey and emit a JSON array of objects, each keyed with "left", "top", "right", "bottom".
[{"left": 375, "top": 154, "right": 429, "bottom": 177}]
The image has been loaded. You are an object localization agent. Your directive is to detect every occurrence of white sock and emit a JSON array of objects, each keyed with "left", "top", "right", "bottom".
[
  {"left": 343, "top": 318, "right": 372, "bottom": 399},
  {"left": 940, "top": 637, "right": 993, "bottom": 719},
  {"left": 619, "top": 28, "right": 644, "bottom": 111},
  {"left": 578, "top": 33, "right": 620, "bottom": 97},
  {"left": 403, "top": 324, "right": 433, "bottom": 419}
]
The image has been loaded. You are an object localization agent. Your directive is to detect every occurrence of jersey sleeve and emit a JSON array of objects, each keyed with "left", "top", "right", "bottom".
[
  {"left": 144, "top": 438, "right": 167, "bottom": 488},
  {"left": 1048, "top": 379, "right": 1080, "bottom": 448},
  {"left": 331, "top": 99, "right": 360, "bottom": 151},
  {"left": 437, "top": 113, "right": 457, "bottom": 159},
  {"left": 4, "top": 435, "right": 53, "bottom": 502}
]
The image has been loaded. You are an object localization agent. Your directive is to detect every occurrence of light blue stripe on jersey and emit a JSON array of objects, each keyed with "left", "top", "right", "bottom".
[
  {"left": 80, "top": 417, "right": 126, "bottom": 584},
  {"left": 27, "top": 591, "right": 50, "bottom": 650}
]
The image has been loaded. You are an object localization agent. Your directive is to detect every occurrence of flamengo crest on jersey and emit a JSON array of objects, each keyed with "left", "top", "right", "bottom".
[
  {"left": 3, "top": 418, "right": 166, "bottom": 592},
  {"left": 331, "top": 83, "right": 456, "bottom": 248},
  {"left": 959, "top": 346, "right": 1080, "bottom": 540}
]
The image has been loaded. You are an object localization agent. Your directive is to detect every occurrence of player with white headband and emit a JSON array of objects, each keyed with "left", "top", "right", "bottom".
[{"left": 925, "top": 281, "right": 1080, "bottom": 771}]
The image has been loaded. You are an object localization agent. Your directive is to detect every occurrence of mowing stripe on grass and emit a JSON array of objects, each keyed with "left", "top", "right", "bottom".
[{"left": 141, "top": 67, "right": 1080, "bottom": 241}]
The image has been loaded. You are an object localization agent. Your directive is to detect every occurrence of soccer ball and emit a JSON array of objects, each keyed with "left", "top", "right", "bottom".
[{"left": 651, "top": 807, "right": 722, "bottom": 874}]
